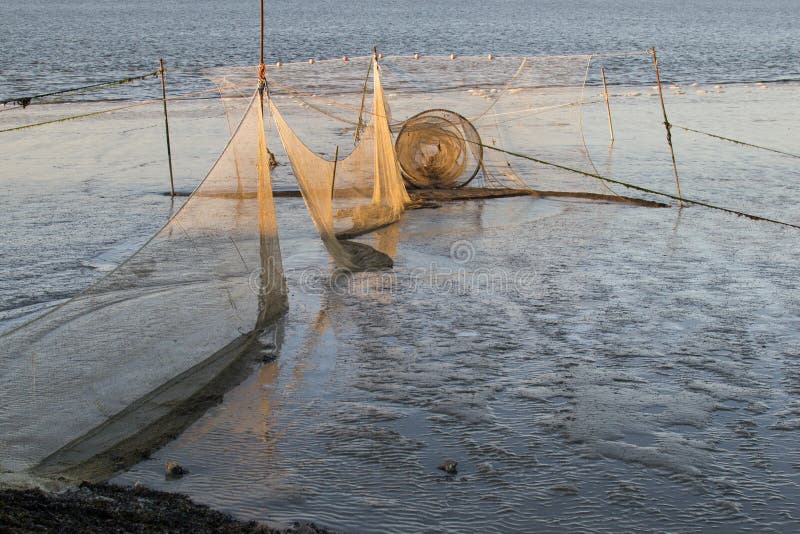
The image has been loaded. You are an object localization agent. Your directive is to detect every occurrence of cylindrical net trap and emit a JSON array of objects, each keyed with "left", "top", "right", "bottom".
[{"left": 395, "top": 109, "right": 483, "bottom": 188}]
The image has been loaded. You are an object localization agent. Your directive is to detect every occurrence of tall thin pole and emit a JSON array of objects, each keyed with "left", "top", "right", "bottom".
[
  {"left": 651, "top": 47, "right": 682, "bottom": 207},
  {"left": 256, "top": 0, "right": 266, "bottom": 87},
  {"left": 159, "top": 58, "right": 175, "bottom": 197},
  {"left": 354, "top": 52, "right": 373, "bottom": 144},
  {"left": 331, "top": 145, "right": 339, "bottom": 200},
  {"left": 260, "top": 0, "right": 265, "bottom": 67},
  {"left": 600, "top": 66, "right": 614, "bottom": 143}
]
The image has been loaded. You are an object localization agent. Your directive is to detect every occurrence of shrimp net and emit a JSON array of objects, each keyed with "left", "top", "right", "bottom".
[
  {"left": 210, "top": 54, "right": 614, "bottom": 198},
  {"left": 0, "top": 90, "right": 287, "bottom": 478}
]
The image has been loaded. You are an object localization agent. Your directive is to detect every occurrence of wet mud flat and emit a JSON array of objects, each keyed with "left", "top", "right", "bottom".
[{"left": 0, "top": 482, "right": 331, "bottom": 533}]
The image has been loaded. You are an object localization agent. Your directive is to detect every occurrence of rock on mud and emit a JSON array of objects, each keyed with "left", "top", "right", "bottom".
[
  {"left": 438, "top": 459, "right": 458, "bottom": 474},
  {"left": 165, "top": 461, "right": 188, "bottom": 479}
]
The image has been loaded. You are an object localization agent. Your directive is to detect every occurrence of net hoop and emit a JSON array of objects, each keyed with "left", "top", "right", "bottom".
[{"left": 395, "top": 109, "right": 483, "bottom": 189}]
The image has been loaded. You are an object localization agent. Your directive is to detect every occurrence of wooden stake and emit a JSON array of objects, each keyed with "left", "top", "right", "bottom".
[
  {"left": 600, "top": 66, "right": 614, "bottom": 143},
  {"left": 331, "top": 145, "right": 339, "bottom": 200},
  {"left": 159, "top": 58, "right": 175, "bottom": 197},
  {"left": 354, "top": 57, "right": 372, "bottom": 144},
  {"left": 651, "top": 47, "right": 682, "bottom": 207}
]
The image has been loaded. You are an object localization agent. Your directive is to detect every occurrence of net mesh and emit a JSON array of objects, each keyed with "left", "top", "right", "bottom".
[
  {"left": 267, "top": 61, "right": 406, "bottom": 270},
  {"left": 0, "top": 90, "right": 287, "bottom": 476},
  {"left": 395, "top": 109, "right": 483, "bottom": 188},
  {"left": 209, "top": 54, "right": 606, "bottom": 195}
]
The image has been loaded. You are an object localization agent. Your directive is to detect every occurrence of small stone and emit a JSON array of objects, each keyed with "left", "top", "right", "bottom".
[
  {"left": 438, "top": 459, "right": 458, "bottom": 474},
  {"left": 165, "top": 461, "right": 188, "bottom": 479}
]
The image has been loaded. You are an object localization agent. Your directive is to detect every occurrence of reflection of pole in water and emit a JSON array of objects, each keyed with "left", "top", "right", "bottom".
[
  {"left": 374, "top": 222, "right": 400, "bottom": 257},
  {"left": 603, "top": 142, "right": 615, "bottom": 178}
]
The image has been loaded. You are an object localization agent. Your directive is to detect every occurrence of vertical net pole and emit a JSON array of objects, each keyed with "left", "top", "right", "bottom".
[
  {"left": 651, "top": 47, "right": 683, "bottom": 206},
  {"left": 159, "top": 58, "right": 175, "bottom": 197},
  {"left": 354, "top": 52, "right": 374, "bottom": 144},
  {"left": 601, "top": 67, "right": 615, "bottom": 143},
  {"left": 331, "top": 145, "right": 339, "bottom": 200},
  {"left": 257, "top": 0, "right": 266, "bottom": 84},
  {"left": 260, "top": 0, "right": 264, "bottom": 67}
]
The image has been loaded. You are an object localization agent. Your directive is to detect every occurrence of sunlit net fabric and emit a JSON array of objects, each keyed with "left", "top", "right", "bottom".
[
  {"left": 378, "top": 54, "right": 603, "bottom": 192},
  {"left": 267, "top": 63, "right": 407, "bottom": 270},
  {"left": 0, "top": 90, "right": 287, "bottom": 475},
  {"left": 207, "top": 54, "right": 606, "bottom": 195},
  {"left": 395, "top": 109, "right": 483, "bottom": 188}
]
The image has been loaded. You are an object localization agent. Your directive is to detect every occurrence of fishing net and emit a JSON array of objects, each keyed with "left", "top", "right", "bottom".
[
  {"left": 210, "top": 53, "right": 615, "bottom": 199},
  {"left": 266, "top": 61, "right": 406, "bottom": 270},
  {"left": 0, "top": 89, "right": 287, "bottom": 478},
  {"left": 395, "top": 109, "right": 483, "bottom": 188},
  {"left": 204, "top": 54, "right": 615, "bottom": 267},
  {"left": 377, "top": 54, "right": 605, "bottom": 192}
]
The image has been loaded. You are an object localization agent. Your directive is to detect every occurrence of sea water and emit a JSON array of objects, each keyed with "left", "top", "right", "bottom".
[{"left": 1, "top": 0, "right": 799, "bottom": 101}]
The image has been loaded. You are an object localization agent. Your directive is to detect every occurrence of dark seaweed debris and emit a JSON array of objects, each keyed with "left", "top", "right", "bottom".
[{"left": 0, "top": 482, "right": 333, "bottom": 533}]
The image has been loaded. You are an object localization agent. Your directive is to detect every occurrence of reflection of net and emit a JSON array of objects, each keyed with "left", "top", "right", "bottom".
[
  {"left": 0, "top": 90, "right": 287, "bottom": 475},
  {"left": 395, "top": 109, "right": 482, "bottom": 188}
]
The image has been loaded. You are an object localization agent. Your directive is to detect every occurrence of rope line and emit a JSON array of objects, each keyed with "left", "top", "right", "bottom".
[
  {"left": 478, "top": 142, "right": 800, "bottom": 229},
  {"left": 672, "top": 124, "right": 800, "bottom": 160},
  {"left": 263, "top": 81, "right": 797, "bottom": 229},
  {"left": 0, "top": 83, "right": 250, "bottom": 133},
  {"left": 0, "top": 69, "right": 162, "bottom": 109},
  {"left": 217, "top": 50, "right": 651, "bottom": 71}
]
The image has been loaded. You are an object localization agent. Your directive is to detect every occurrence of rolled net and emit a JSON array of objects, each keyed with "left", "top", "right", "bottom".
[
  {"left": 0, "top": 90, "right": 287, "bottom": 476},
  {"left": 395, "top": 109, "right": 483, "bottom": 188}
]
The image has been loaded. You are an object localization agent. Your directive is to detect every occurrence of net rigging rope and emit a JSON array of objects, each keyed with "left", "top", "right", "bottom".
[
  {"left": 672, "top": 124, "right": 800, "bottom": 160},
  {"left": 0, "top": 69, "right": 162, "bottom": 109},
  {"left": 0, "top": 83, "right": 250, "bottom": 133},
  {"left": 475, "top": 141, "right": 800, "bottom": 230},
  {"left": 577, "top": 54, "right": 619, "bottom": 197}
]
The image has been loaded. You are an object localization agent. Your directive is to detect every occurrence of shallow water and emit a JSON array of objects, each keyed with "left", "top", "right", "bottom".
[
  {"left": 112, "top": 87, "right": 800, "bottom": 531},
  {"left": 114, "top": 192, "right": 800, "bottom": 532}
]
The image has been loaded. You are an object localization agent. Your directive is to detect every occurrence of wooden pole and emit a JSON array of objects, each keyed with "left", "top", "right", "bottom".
[
  {"left": 651, "top": 47, "right": 682, "bottom": 207},
  {"left": 354, "top": 56, "right": 372, "bottom": 144},
  {"left": 330, "top": 145, "right": 339, "bottom": 200},
  {"left": 260, "top": 0, "right": 265, "bottom": 67},
  {"left": 600, "top": 66, "right": 614, "bottom": 143},
  {"left": 159, "top": 58, "right": 175, "bottom": 197}
]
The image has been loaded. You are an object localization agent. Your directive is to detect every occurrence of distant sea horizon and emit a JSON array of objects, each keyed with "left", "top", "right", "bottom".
[{"left": 2, "top": 0, "right": 799, "bottom": 101}]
